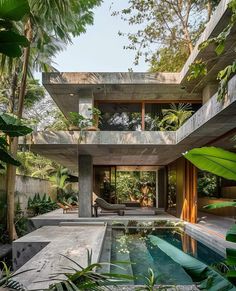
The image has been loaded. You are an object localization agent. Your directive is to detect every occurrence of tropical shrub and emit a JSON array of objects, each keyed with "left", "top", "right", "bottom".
[
  {"left": 197, "top": 171, "right": 218, "bottom": 197},
  {"left": 47, "top": 254, "right": 134, "bottom": 291},
  {"left": 27, "top": 193, "right": 57, "bottom": 216},
  {"left": 0, "top": 113, "right": 32, "bottom": 169},
  {"left": 184, "top": 146, "right": 236, "bottom": 284}
]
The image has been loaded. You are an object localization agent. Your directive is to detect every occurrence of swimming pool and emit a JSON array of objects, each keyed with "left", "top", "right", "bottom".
[{"left": 100, "top": 224, "right": 224, "bottom": 285}]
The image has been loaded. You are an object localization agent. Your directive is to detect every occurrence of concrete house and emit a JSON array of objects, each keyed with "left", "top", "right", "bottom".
[{"left": 24, "top": 0, "right": 236, "bottom": 221}]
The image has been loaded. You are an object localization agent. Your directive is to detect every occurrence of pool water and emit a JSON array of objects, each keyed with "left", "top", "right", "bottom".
[{"left": 109, "top": 227, "right": 224, "bottom": 285}]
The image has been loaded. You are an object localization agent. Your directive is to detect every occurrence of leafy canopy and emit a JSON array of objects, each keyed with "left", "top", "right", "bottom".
[
  {"left": 112, "top": 0, "right": 220, "bottom": 71},
  {"left": 0, "top": 113, "right": 32, "bottom": 167},
  {"left": 0, "top": 0, "right": 30, "bottom": 57}
]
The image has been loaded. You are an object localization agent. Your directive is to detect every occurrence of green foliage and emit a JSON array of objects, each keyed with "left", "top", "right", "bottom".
[
  {"left": 204, "top": 201, "right": 236, "bottom": 210},
  {"left": 187, "top": 60, "right": 207, "bottom": 81},
  {"left": 149, "top": 44, "right": 189, "bottom": 73},
  {"left": 184, "top": 146, "right": 236, "bottom": 284},
  {"left": 14, "top": 199, "right": 28, "bottom": 237},
  {"left": 112, "top": 0, "right": 217, "bottom": 70},
  {"left": 184, "top": 147, "right": 236, "bottom": 181},
  {"left": 189, "top": 0, "right": 236, "bottom": 101},
  {"left": 148, "top": 235, "right": 236, "bottom": 290},
  {"left": 0, "top": 113, "right": 32, "bottom": 168},
  {"left": 0, "top": 113, "right": 32, "bottom": 137},
  {"left": 48, "top": 254, "right": 134, "bottom": 291},
  {"left": 0, "top": 261, "right": 27, "bottom": 290},
  {"left": 23, "top": 79, "right": 45, "bottom": 109},
  {"left": 27, "top": 193, "right": 57, "bottom": 216},
  {"left": 116, "top": 171, "right": 156, "bottom": 205},
  {"left": 68, "top": 112, "right": 89, "bottom": 128},
  {"left": 0, "top": 0, "right": 29, "bottom": 58},
  {"left": 135, "top": 268, "right": 158, "bottom": 291},
  {"left": 197, "top": 171, "right": 218, "bottom": 197},
  {"left": 68, "top": 107, "right": 102, "bottom": 129},
  {"left": 159, "top": 104, "right": 193, "bottom": 131}
]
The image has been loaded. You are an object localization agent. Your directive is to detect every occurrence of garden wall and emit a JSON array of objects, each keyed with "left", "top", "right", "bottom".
[{"left": 0, "top": 175, "right": 78, "bottom": 218}]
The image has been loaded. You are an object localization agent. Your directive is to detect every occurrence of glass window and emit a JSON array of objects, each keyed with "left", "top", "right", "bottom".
[{"left": 98, "top": 103, "right": 142, "bottom": 131}]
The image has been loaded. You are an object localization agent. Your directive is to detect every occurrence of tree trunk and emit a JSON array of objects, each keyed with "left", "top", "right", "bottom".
[
  {"left": 6, "top": 19, "right": 33, "bottom": 241},
  {"left": 207, "top": 0, "right": 212, "bottom": 21},
  {"left": 6, "top": 138, "right": 18, "bottom": 241}
]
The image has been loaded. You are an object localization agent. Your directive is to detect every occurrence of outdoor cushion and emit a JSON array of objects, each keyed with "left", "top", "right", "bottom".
[{"left": 95, "top": 197, "right": 126, "bottom": 210}]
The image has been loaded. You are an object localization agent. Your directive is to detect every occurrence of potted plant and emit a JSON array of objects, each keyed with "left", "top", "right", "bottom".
[
  {"left": 67, "top": 112, "right": 90, "bottom": 131},
  {"left": 68, "top": 107, "right": 101, "bottom": 131},
  {"left": 86, "top": 107, "right": 101, "bottom": 131}
]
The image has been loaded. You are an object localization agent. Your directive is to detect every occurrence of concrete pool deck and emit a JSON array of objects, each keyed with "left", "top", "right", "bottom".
[
  {"left": 30, "top": 209, "right": 236, "bottom": 256},
  {"left": 31, "top": 208, "right": 179, "bottom": 228},
  {"left": 11, "top": 209, "right": 236, "bottom": 290},
  {"left": 13, "top": 224, "right": 106, "bottom": 290}
]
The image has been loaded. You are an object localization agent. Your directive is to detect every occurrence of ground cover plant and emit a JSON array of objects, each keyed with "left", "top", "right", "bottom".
[{"left": 27, "top": 193, "right": 58, "bottom": 216}]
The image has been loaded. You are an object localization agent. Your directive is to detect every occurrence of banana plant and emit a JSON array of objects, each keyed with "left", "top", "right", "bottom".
[
  {"left": 148, "top": 235, "right": 236, "bottom": 290},
  {"left": 183, "top": 146, "right": 236, "bottom": 284},
  {"left": 0, "top": 113, "right": 32, "bottom": 168},
  {"left": 0, "top": 0, "right": 30, "bottom": 57}
]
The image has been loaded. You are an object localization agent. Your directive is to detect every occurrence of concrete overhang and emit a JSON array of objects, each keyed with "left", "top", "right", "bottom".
[
  {"left": 22, "top": 74, "right": 236, "bottom": 171},
  {"left": 42, "top": 0, "right": 236, "bottom": 119},
  {"left": 180, "top": 0, "right": 236, "bottom": 92},
  {"left": 43, "top": 72, "right": 202, "bottom": 118}
]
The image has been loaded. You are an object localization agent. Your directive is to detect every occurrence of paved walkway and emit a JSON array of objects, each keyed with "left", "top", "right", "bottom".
[
  {"left": 197, "top": 211, "right": 235, "bottom": 236},
  {"left": 186, "top": 212, "right": 236, "bottom": 256},
  {"left": 13, "top": 224, "right": 106, "bottom": 290},
  {"left": 31, "top": 208, "right": 179, "bottom": 228}
]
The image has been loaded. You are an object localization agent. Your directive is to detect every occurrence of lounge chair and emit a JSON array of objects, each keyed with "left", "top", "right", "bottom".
[
  {"left": 57, "top": 202, "right": 70, "bottom": 214},
  {"left": 93, "top": 197, "right": 126, "bottom": 217},
  {"left": 63, "top": 201, "right": 78, "bottom": 210}
]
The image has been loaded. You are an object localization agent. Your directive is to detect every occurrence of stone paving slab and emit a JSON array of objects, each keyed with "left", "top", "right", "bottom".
[
  {"left": 13, "top": 224, "right": 106, "bottom": 290},
  {"left": 31, "top": 209, "right": 179, "bottom": 228}
]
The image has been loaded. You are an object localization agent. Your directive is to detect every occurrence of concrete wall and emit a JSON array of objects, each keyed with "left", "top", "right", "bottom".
[{"left": 0, "top": 175, "right": 65, "bottom": 216}]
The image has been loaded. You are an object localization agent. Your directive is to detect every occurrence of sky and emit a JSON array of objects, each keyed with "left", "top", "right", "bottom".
[{"left": 51, "top": 0, "right": 149, "bottom": 73}]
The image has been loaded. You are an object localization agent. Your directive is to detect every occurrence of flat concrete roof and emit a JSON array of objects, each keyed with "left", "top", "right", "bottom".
[
  {"left": 42, "top": 0, "right": 236, "bottom": 118},
  {"left": 22, "top": 74, "right": 236, "bottom": 170},
  {"left": 43, "top": 72, "right": 201, "bottom": 118}
]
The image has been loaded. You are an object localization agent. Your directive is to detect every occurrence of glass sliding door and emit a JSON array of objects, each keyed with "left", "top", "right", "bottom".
[{"left": 93, "top": 166, "right": 116, "bottom": 203}]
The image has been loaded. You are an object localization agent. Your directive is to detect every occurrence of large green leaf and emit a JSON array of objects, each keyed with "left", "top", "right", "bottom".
[
  {"left": 0, "top": 124, "right": 32, "bottom": 136},
  {"left": 148, "top": 235, "right": 236, "bottom": 290},
  {"left": 183, "top": 147, "right": 236, "bottom": 181},
  {"left": 0, "top": 148, "right": 20, "bottom": 166},
  {"left": 226, "top": 249, "right": 236, "bottom": 266},
  {"left": 0, "top": 30, "right": 29, "bottom": 57},
  {"left": 0, "top": 0, "right": 30, "bottom": 21},
  {"left": 0, "top": 113, "right": 32, "bottom": 136},
  {"left": 204, "top": 202, "right": 236, "bottom": 210},
  {"left": 226, "top": 224, "right": 236, "bottom": 243}
]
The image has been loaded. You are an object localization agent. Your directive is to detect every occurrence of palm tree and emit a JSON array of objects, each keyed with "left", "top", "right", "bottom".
[
  {"left": 1, "top": 0, "right": 102, "bottom": 240},
  {"left": 49, "top": 166, "right": 71, "bottom": 200},
  {"left": 159, "top": 103, "right": 193, "bottom": 131}
]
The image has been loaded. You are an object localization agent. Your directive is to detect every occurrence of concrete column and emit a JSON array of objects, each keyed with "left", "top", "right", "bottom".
[
  {"left": 78, "top": 90, "right": 94, "bottom": 119},
  {"left": 78, "top": 155, "right": 93, "bottom": 217},
  {"left": 202, "top": 83, "right": 218, "bottom": 104},
  {"left": 157, "top": 167, "right": 167, "bottom": 209}
]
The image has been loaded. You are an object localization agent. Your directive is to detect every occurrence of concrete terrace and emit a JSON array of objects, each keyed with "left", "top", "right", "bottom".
[{"left": 22, "top": 73, "right": 236, "bottom": 169}]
